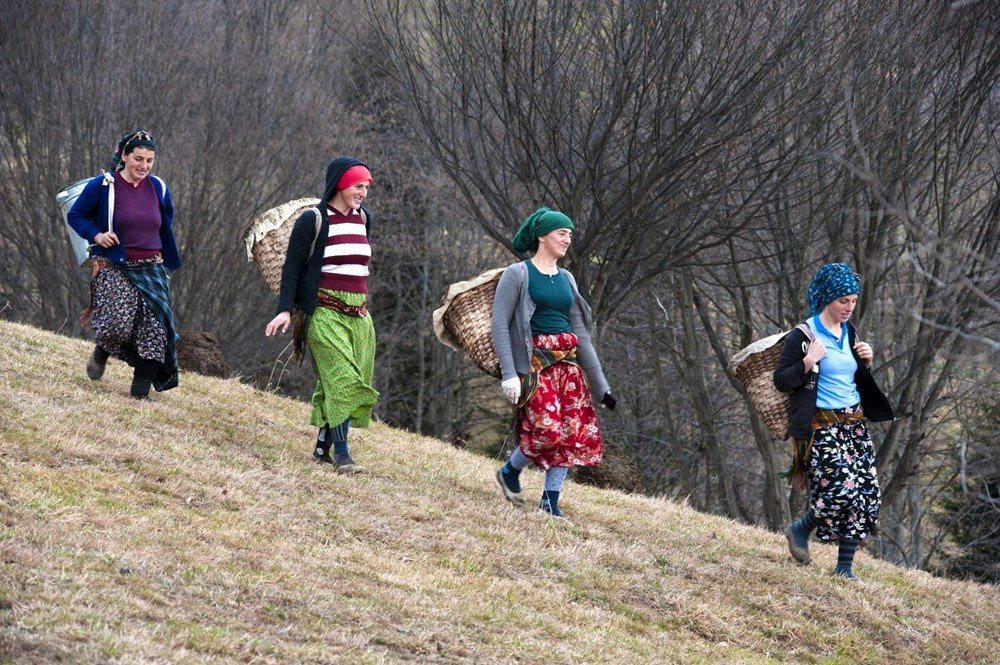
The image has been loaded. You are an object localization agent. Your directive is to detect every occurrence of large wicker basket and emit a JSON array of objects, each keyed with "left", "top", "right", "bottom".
[
  {"left": 432, "top": 268, "right": 507, "bottom": 378},
  {"left": 243, "top": 198, "right": 320, "bottom": 293},
  {"left": 728, "top": 330, "right": 793, "bottom": 440}
]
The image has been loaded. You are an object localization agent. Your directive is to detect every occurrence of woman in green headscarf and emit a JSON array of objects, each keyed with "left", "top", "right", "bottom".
[{"left": 492, "top": 207, "right": 618, "bottom": 519}]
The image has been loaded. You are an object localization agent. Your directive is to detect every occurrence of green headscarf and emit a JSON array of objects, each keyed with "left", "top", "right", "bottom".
[{"left": 511, "top": 207, "right": 575, "bottom": 252}]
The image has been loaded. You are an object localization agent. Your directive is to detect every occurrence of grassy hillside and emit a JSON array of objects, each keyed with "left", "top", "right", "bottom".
[{"left": 1, "top": 320, "right": 998, "bottom": 664}]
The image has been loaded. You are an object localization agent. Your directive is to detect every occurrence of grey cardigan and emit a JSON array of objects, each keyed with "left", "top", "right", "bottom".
[{"left": 491, "top": 260, "right": 610, "bottom": 401}]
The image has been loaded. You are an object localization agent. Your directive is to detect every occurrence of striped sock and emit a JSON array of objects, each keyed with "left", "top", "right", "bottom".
[
  {"left": 835, "top": 539, "right": 859, "bottom": 575},
  {"left": 798, "top": 510, "right": 819, "bottom": 533},
  {"left": 330, "top": 418, "right": 350, "bottom": 459},
  {"left": 789, "top": 510, "right": 818, "bottom": 549}
]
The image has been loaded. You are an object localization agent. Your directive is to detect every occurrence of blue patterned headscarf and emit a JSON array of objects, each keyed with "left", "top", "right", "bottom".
[{"left": 807, "top": 263, "right": 861, "bottom": 316}]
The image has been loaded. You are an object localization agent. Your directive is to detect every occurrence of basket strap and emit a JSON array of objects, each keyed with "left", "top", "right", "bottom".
[
  {"left": 307, "top": 207, "right": 322, "bottom": 260},
  {"left": 101, "top": 170, "right": 115, "bottom": 234}
]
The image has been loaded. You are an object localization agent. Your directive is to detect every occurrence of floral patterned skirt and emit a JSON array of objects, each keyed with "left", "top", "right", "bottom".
[
  {"left": 90, "top": 261, "right": 168, "bottom": 365},
  {"left": 807, "top": 408, "right": 881, "bottom": 543},
  {"left": 517, "top": 332, "right": 602, "bottom": 470}
]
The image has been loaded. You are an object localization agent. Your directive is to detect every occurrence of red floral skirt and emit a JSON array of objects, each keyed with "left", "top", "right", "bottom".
[{"left": 517, "top": 332, "right": 602, "bottom": 469}]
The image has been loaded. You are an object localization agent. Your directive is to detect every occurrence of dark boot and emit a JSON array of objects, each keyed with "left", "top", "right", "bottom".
[
  {"left": 87, "top": 346, "right": 109, "bottom": 381},
  {"left": 131, "top": 359, "right": 158, "bottom": 400}
]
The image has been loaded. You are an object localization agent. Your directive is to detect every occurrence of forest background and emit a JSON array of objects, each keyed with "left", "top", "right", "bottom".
[{"left": 1, "top": 0, "right": 998, "bottom": 583}]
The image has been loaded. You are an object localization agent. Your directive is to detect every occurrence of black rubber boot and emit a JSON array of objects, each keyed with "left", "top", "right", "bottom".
[
  {"left": 87, "top": 346, "right": 110, "bottom": 381},
  {"left": 131, "top": 359, "right": 158, "bottom": 400}
]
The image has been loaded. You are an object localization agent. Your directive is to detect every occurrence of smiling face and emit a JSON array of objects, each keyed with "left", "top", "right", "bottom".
[
  {"left": 824, "top": 294, "right": 858, "bottom": 323},
  {"left": 121, "top": 147, "right": 155, "bottom": 184},
  {"left": 536, "top": 227, "right": 572, "bottom": 259},
  {"left": 330, "top": 181, "right": 369, "bottom": 214}
]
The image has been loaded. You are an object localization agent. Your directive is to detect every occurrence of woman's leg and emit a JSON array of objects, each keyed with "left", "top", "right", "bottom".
[
  {"left": 834, "top": 539, "right": 860, "bottom": 580},
  {"left": 329, "top": 417, "right": 364, "bottom": 473},
  {"left": 87, "top": 345, "right": 110, "bottom": 381},
  {"left": 130, "top": 358, "right": 158, "bottom": 399},
  {"left": 785, "top": 509, "right": 819, "bottom": 564},
  {"left": 313, "top": 424, "right": 333, "bottom": 463},
  {"left": 540, "top": 466, "right": 569, "bottom": 517},
  {"left": 497, "top": 446, "right": 529, "bottom": 505}
]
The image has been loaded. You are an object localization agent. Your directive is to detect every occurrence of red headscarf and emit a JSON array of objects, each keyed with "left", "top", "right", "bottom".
[{"left": 337, "top": 165, "right": 373, "bottom": 190}]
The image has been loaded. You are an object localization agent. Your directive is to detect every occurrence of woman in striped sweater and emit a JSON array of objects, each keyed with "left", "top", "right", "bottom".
[
  {"left": 492, "top": 208, "right": 617, "bottom": 518},
  {"left": 265, "top": 157, "right": 378, "bottom": 473}
]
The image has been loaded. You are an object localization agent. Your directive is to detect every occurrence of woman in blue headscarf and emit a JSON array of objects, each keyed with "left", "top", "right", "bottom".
[{"left": 773, "top": 263, "right": 894, "bottom": 580}]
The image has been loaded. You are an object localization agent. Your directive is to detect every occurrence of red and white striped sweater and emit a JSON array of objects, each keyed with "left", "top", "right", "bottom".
[{"left": 320, "top": 206, "right": 370, "bottom": 294}]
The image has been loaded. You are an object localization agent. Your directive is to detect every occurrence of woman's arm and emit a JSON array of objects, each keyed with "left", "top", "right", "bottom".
[
  {"left": 565, "top": 272, "right": 611, "bottom": 399},
  {"left": 275, "top": 209, "right": 319, "bottom": 315},
  {"left": 491, "top": 266, "right": 521, "bottom": 382},
  {"left": 66, "top": 177, "right": 104, "bottom": 243},
  {"left": 773, "top": 330, "right": 814, "bottom": 393}
]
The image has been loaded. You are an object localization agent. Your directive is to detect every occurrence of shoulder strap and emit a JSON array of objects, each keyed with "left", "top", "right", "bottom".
[
  {"left": 307, "top": 208, "right": 323, "bottom": 260},
  {"left": 359, "top": 206, "right": 370, "bottom": 239},
  {"left": 150, "top": 175, "right": 166, "bottom": 196},
  {"left": 100, "top": 170, "right": 115, "bottom": 234},
  {"left": 794, "top": 322, "right": 815, "bottom": 342}
]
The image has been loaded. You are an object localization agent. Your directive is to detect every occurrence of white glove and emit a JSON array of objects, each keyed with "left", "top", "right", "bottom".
[{"left": 501, "top": 377, "right": 521, "bottom": 405}]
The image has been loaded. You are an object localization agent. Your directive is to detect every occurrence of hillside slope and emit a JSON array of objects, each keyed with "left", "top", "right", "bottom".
[{"left": 1, "top": 320, "right": 998, "bottom": 664}]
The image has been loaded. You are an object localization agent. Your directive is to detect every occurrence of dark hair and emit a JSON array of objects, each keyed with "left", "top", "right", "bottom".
[
  {"left": 110, "top": 130, "right": 156, "bottom": 170},
  {"left": 123, "top": 140, "right": 155, "bottom": 155}
]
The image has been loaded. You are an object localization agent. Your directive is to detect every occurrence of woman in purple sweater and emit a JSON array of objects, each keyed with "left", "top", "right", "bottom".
[{"left": 67, "top": 130, "right": 181, "bottom": 399}]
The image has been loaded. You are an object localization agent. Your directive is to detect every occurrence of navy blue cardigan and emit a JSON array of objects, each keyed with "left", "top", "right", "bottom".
[{"left": 66, "top": 173, "right": 180, "bottom": 271}]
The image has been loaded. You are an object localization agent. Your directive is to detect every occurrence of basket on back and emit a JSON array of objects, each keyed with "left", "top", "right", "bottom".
[
  {"left": 728, "top": 330, "right": 792, "bottom": 440},
  {"left": 243, "top": 198, "right": 320, "bottom": 293},
  {"left": 432, "top": 268, "right": 506, "bottom": 378}
]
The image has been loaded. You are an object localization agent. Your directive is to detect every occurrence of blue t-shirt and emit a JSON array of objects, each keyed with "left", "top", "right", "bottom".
[
  {"left": 807, "top": 315, "right": 861, "bottom": 410},
  {"left": 526, "top": 261, "right": 573, "bottom": 335}
]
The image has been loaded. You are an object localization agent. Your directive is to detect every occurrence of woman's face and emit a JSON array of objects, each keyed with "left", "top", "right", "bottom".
[
  {"left": 122, "top": 147, "right": 155, "bottom": 183},
  {"left": 824, "top": 294, "right": 858, "bottom": 323},
  {"left": 332, "top": 182, "right": 369, "bottom": 212},
  {"left": 537, "top": 228, "right": 572, "bottom": 258}
]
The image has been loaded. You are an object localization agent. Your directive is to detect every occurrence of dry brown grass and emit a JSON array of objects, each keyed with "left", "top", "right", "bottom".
[{"left": 1, "top": 320, "right": 998, "bottom": 664}]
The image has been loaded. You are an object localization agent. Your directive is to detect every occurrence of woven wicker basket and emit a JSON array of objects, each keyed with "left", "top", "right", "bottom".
[
  {"left": 432, "top": 268, "right": 507, "bottom": 378},
  {"left": 728, "top": 330, "right": 793, "bottom": 440},
  {"left": 243, "top": 198, "right": 321, "bottom": 293}
]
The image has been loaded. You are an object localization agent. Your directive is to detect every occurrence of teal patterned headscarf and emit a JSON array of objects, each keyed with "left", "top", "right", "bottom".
[
  {"left": 511, "top": 207, "right": 575, "bottom": 252},
  {"left": 808, "top": 263, "right": 861, "bottom": 316}
]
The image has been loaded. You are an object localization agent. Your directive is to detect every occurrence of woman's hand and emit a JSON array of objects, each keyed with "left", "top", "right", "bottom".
[
  {"left": 853, "top": 341, "right": 874, "bottom": 367},
  {"left": 266, "top": 311, "right": 291, "bottom": 336},
  {"left": 501, "top": 377, "right": 521, "bottom": 405},
  {"left": 803, "top": 339, "right": 826, "bottom": 372},
  {"left": 92, "top": 231, "right": 119, "bottom": 248}
]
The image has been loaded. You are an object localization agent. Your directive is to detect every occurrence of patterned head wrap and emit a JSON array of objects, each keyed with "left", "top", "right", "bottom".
[
  {"left": 808, "top": 263, "right": 861, "bottom": 316},
  {"left": 511, "top": 207, "right": 575, "bottom": 253},
  {"left": 110, "top": 130, "right": 156, "bottom": 171}
]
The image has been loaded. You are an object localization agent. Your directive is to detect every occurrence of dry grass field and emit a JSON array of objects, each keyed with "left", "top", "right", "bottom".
[{"left": 1, "top": 320, "right": 998, "bottom": 664}]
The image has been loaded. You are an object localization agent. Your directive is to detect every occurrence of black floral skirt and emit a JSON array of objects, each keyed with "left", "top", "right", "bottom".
[
  {"left": 88, "top": 258, "right": 179, "bottom": 390},
  {"left": 807, "top": 412, "right": 881, "bottom": 543}
]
